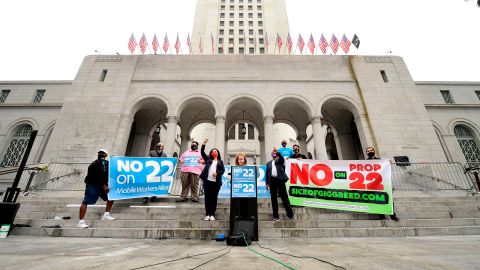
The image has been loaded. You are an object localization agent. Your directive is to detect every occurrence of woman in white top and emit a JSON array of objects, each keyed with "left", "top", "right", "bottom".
[{"left": 199, "top": 139, "right": 225, "bottom": 221}]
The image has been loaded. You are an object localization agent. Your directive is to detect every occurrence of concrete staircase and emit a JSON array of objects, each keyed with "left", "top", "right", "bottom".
[{"left": 10, "top": 192, "right": 480, "bottom": 239}]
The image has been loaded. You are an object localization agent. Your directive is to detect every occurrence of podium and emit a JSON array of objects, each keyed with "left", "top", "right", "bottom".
[{"left": 227, "top": 165, "right": 259, "bottom": 244}]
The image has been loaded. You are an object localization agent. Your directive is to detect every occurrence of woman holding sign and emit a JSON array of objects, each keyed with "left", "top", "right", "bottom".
[{"left": 199, "top": 139, "right": 225, "bottom": 221}]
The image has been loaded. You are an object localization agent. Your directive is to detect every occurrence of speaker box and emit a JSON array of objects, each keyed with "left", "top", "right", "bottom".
[
  {"left": 0, "top": 202, "right": 21, "bottom": 225},
  {"left": 394, "top": 156, "right": 410, "bottom": 166},
  {"left": 227, "top": 216, "right": 255, "bottom": 246}
]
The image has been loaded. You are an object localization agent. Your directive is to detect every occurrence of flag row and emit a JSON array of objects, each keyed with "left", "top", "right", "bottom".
[{"left": 128, "top": 32, "right": 360, "bottom": 55}]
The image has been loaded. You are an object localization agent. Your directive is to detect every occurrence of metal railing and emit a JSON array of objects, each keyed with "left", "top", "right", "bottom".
[{"left": 1, "top": 161, "right": 478, "bottom": 196}]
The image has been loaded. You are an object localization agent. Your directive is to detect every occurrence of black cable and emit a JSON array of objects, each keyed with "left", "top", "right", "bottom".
[
  {"left": 128, "top": 246, "right": 230, "bottom": 270},
  {"left": 189, "top": 248, "right": 232, "bottom": 270},
  {"left": 256, "top": 243, "right": 347, "bottom": 270}
]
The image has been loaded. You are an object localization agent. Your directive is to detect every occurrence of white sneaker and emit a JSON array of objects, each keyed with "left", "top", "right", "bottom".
[
  {"left": 204, "top": 216, "right": 210, "bottom": 221},
  {"left": 77, "top": 220, "right": 89, "bottom": 228},
  {"left": 101, "top": 212, "right": 116, "bottom": 221},
  {"left": 210, "top": 216, "right": 215, "bottom": 221}
]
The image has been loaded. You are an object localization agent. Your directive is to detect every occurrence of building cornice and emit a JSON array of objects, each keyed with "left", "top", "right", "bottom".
[
  {"left": 0, "top": 81, "right": 72, "bottom": 86},
  {"left": 424, "top": 104, "right": 480, "bottom": 108},
  {"left": 416, "top": 81, "right": 480, "bottom": 86},
  {"left": 0, "top": 103, "right": 63, "bottom": 108}
]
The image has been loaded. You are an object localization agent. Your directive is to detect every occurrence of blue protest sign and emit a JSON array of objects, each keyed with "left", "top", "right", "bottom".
[
  {"left": 183, "top": 155, "right": 200, "bottom": 167},
  {"left": 108, "top": 157, "right": 178, "bottom": 200},
  {"left": 218, "top": 166, "right": 232, "bottom": 198},
  {"left": 256, "top": 165, "right": 270, "bottom": 198},
  {"left": 231, "top": 166, "right": 257, "bottom": 198}
]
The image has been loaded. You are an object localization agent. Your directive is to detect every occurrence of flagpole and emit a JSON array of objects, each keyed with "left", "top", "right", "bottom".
[
  {"left": 294, "top": 34, "right": 298, "bottom": 55},
  {"left": 146, "top": 33, "right": 153, "bottom": 55}
]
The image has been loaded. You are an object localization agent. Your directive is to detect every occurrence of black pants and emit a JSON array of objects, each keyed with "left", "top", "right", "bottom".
[
  {"left": 204, "top": 180, "right": 221, "bottom": 217},
  {"left": 269, "top": 178, "right": 294, "bottom": 219}
]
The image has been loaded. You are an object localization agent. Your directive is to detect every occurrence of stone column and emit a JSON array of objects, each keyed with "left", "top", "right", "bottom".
[
  {"left": 312, "top": 117, "right": 328, "bottom": 160},
  {"left": 258, "top": 135, "right": 265, "bottom": 164},
  {"left": 215, "top": 115, "right": 226, "bottom": 158},
  {"left": 164, "top": 116, "right": 178, "bottom": 156},
  {"left": 180, "top": 133, "right": 190, "bottom": 157},
  {"left": 297, "top": 134, "right": 308, "bottom": 156},
  {"left": 264, "top": 116, "right": 274, "bottom": 160}
]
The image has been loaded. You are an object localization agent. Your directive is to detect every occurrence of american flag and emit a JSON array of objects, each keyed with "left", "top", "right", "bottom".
[
  {"left": 139, "top": 33, "right": 147, "bottom": 54},
  {"left": 330, "top": 34, "right": 339, "bottom": 55},
  {"left": 187, "top": 34, "right": 192, "bottom": 54},
  {"left": 286, "top": 33, "right": 293, "bottom": 54},
  {"left": 307, "top": 34, "right": 315, "bottom": 55},
  {"left": 340, "top": 34, "right": 351, "bottom": 54},
  {"left": 319, "top": 34, "right": 328, "bottom": 55},
  {"left": 276, "top": 33, "right": 283, "bottom": 53},
  {"left": 128, "top": 33, "right": 137, "bottom": 54},
  {"left": 265, "top": 32, "right": 269, "bottom": 53},
  {"left": 351, "top": 34, "right": 360, "bottom": 49},
  {"left": 211, "top": 33, "right": 214, "bottom": 54},
  {"left": 163, "top": 33, "right": 170, "bottom": 54},
  {"left": 297, "top": 34, "right": 305, "bottom": 54},
  {"left": 152, "top": 33, "right": 159, "bottom": 54},
  {"left": 199, "top": 36, "right": 203, "bottom": 54},
  {"left": 174, "top": 33, "right": 181, "bottom": 55}
]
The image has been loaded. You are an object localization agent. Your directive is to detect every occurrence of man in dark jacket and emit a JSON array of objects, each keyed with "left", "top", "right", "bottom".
[
  {"left": 143, "top": 143, "right": 167, "bottom": 203},
  {"left": 266, "top": 147, "right": 294, "bottom": 221},
  {"left": 291, "top": 144, "right": 307, "bottom": 159},
  {"left": 78, "top": 149, "right": 116, "bottom": 228},
  {"left": 366, "top": 147, "right": 399, "bottom": 222}
]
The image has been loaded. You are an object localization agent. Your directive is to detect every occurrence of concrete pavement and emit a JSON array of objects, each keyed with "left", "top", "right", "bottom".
[{"left": 1, "top": 235, "right": 479, "bottom": 270}]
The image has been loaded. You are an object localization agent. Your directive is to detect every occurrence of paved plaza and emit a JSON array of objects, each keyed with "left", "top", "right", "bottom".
[{"left": 1, "top": 235, "right": 479, "bottom": 270}]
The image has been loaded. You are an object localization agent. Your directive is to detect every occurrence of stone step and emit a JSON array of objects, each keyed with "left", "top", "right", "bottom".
[
  {"left": 11, "top": 225, "right": 480, "bottom": 239},
  {"left": 14, "top": 218, "right": 480, "bottom": 229}
]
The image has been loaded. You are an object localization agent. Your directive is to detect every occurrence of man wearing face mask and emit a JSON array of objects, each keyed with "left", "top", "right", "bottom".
[
  {"left": 143, "top": 143, "right": 167, "bottom": 204},
  {"left": 277, "top": 139, "right": 294, "bottom": 158},
  {"left": 266, "top": 147, "right": 294, "bottom": 221},
  {"left": 78, "top": 149, "right": 116, "bottom": 228},
  {"left": 177, "top": 141, "right": 204, "bottom": 202},
  {"left": 366, "top": 147, "right": 400, "bottom": 222},
  {"left": 291, "top": 144, "right": 307, "bottom": 159}
]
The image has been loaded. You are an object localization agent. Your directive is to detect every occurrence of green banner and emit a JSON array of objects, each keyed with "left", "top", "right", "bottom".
[{"left": 285, "top": 159, "right": 393, "bottom": 215}]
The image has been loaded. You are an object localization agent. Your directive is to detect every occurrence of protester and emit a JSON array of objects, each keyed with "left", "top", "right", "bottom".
[
  {"left": 366, "top": 146, "right": 400, "bottom": 222},
  {"left": 291, "top": 144, "right": 307, "bottom": 159},
  {"left": 235, "top": 152, "right": 247, "bottom": 166},
  {"left": 199, "top": 139, "right": 225, "bottom": 221},
  {"left": 266, "top": 147, "right": 294, "bottom": 221},
  {"left": 277, "top": 139, "right": 294, "bottom": 158},
  {"left": 78, "top": 149, "right": 116, "bottom": 228},
  {"left": 143, "top": 143, "right": 167, "bottom": 204},
  {"left": 177, "top": 141, "right": 204, "bottom": 202}
]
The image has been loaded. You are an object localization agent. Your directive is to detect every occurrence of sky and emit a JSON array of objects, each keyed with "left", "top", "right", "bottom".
[{"left": 0, "top": 0, "right": 479, "bottom": 81}]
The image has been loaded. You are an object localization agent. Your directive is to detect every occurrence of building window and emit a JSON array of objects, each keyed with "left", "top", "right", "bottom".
[
  {"left": 239, "top": 13, "right": 243, "bottom": 18},
  {"left": 229, "top": 38, "right": 234, "bottom": 44},
  {"left": 258, "top": 13, "right": 262, "bottom": 18},
  {"left": 221, "top": 0, "right": 225, "bottom": 2},
  {"left": 239, "top": 38, "right": 244, "bottom": 44},
  {"left": 239, "top": 5, "right": 244, "bottom": 10},
  {"left": 229, "top": 29, "right": 234, "bottom": 35},
  {"left": 229, "top": 47, "right": 234, "bottom": 54},
  {"left": 257, "top": 0, "right": 261, "bottom": 3},
  {"left": 258, "top": 21, "right": 263, "bottom": 26},
  {"left": 248, "top": 0, "right": 252, "bottom": 3},
  {"left": 230, "top": 0, "right": 234, "bottom": 3},
  {"left": 249, "top": 38, "right": 254, "bottom": 44},
  {"left": 380, "top": 70, "right": 388, "bottom": 83},
  {"left": 259, "top": 47, "right": 265, "bottom": 54},
  {"left": 230, "top": 5, "right": 234, "bottom": 10},
  {"left": 229, "top": 13, "right": 234, "bottom": 18},
  {"left": 475, "top": 90, "right": 480, "bottom": 101},
  {"left": 239, "top": 0, "right": 243, "bottom": 3},
  {"left": 219, "top": 38, "right": 223, "bottom": 44},
  {"left": 249, "top": 48, "right": 254, "bottom": 54},
  {"left": 0, "top": 124, "right": 33, "bottom": 167},
  {"left": 239, "top": 21, "right": 244, "bottom": 26},
  {"left": 257, "top": 5, "right": 262, "bottom": 10},
  {"left": 440, "top": 90, "right": 454, "bottom": 104},
  {"left": 248, "top": 13, "right": 253, "bottom": 18},
  {"left": 248, "top": 124, "right": 254, "bottom": 140},
  {"left": 239, "top": 30, "right": 244, "bottom": 35},
  {"left": 239, "top": 47, "right": 245, "bottom": 53},
  {"left": 219, "top": 29, "right": 224, "bottom": 35},
  {"left": 0, "top": 90, "right": 11, "bottom": 103},
  {"left": 220, "top": 21, "right": 225, "bottom": 26},
  {"left": 258, "top": 29, "right": 263, "bottom": 35},
  {"left": 259, "top": 38, "right": 264, "bottom": 44},
  {"left": 99, "top": 69, "right": 108, "bottom": 82},
  {"left": 33, "top": 89, "right": 46, "bottom": 103},
  {"left": 220, "top": 13, "right": 225, "bottom": 18},
  {"left": 218, "top": 47, "right": 224, "bottom": 54},
  {"left": 221, "top": 5, "right": 225, "bottom": 10},
  {"left": 248, "top": 5, "right": 253, "bottom": 10},
  {"left": 229, "top": 21, "right": 234, "bottom": 26},
  {"left": 248, "top": 21, "right": 253, "bottom": 26},
  {"left": 249, "top": 29, "right": 253, "bottom": 35},
  {"left": 454, "top": 125, "right": 480, "bottom": 166}
]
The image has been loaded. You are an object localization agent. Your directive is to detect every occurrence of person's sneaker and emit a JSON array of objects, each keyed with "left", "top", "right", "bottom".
[
  {"left": 101, "top": 212, "right": 116, "bottom": 221},
  {"left": 204, "top": 216, "right": 210, "bottom": 221},
  {"left": 391, "top": 216, "right": 400, "bottom": 222},
  {"left": 273, "top": 218, "right": 280, "bottom": 222},
  {"left": 142, "top": 197, "right": 148, "bottom": 204},
  {"left": 77, "top": 220, "right": 89, "bottom": 228},
  {"left": 191, "top": 199, "right": 199, "bottom": 203},
  {"left": 176, "top": 198, "right": 187, "bottom": 202},
  {"left": 288, "top": 217, "right": 295, "bottom": 221},
  {"left": 210, "top": 216, "right": 215, "bottom": 221}
]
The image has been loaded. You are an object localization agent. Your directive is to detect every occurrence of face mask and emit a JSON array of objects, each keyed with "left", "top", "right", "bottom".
[
  {"left": 294, "top": 149, "right": 299, "bottom": 153},
  {"left": 211, "top": 151, "right": 218, "bottom": 158},
  {"left": 271, "top": 152, "right": 277, "bottom": 159},
  {"left": 282, "top": 143, "right": 287, "bottom": 147},
  {"left": 367, "top": 152, "right": 375, "bottom": 158},
  {"left": 157, "top": 147, "right": 163, "bottom": 151},
  {"left": 191, "top": 145, "right": 198, "bottom": 150}
]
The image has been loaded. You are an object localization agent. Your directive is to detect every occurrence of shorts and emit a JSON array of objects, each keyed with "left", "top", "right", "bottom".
[{"left": 82, "top": 184, "right": 108, "bottom": 205}]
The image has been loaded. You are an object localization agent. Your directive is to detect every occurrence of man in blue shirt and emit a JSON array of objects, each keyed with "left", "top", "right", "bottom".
[{"left": 277, "top": 139, "right": 294, "bottom": 158}]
